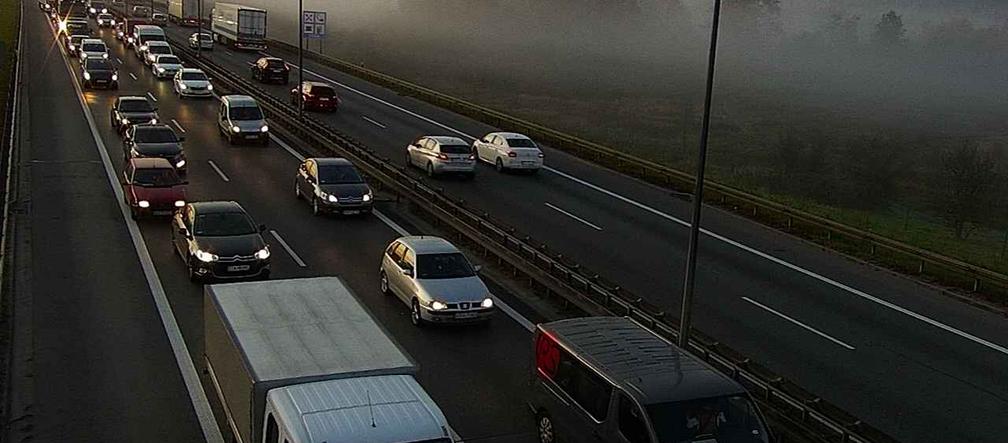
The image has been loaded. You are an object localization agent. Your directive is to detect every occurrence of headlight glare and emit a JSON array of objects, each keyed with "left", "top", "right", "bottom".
[
  {"left": 137, "top": 200, "right": 150, "bottom": 208},
  {"left": 362, "top": 192, "right": 372, "bottom": 202},
  {"left": 178, "top": 83, "right": 187, "bottom": 89},
  {"left": 206, "top": 84, "right": 213, "bottom": 91},
  {"left": 174, "top": 200, "right": 185, "bottom": 207},
  {"left": 150, "top": 118, "right": 158, "bottom": 124},
  {"left": 83, "top": 72, "right": 91, "bottom": 80},
  {"left": 481, "top": 297, "right": 494, "bottom": 308},
  {"left": 255, "top": 247, "right": 270, "bottom": 260},
  {"left": 327, "top": 194, "right": 338, "bottom": 203},
  {"left": 260, "top": 125, "right": 269, "bottom": 133},
  {"left": 157, "top": 67, "right": 165, "bottom": 73},
  {"left": 430, "top": 301, "right": 448, "bottom": 311},
  {"left": 175, "top": 160, "right": 186, "bottom": 168},
  {"left": 195, "top": 250, "right": 218, "bottom": 262},
  {"left": 102, "top": 53, "right": 108, "bottom": 59},
  {"left": 231, "top": 125, "right": 241, "bottom": 133},
  {"left": 111, "top": 73, "right": 118, "bottom": 81}
]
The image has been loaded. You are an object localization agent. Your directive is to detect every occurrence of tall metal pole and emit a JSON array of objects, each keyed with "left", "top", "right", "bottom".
[
  {"left": 678, "top": 0, "right": 722, "bottom": 348},
  {"left": 297, "top": 0, "right": 304, "bottom": 120},
  {"left": 196, "top": 0, "right": 202, "bottom": 58}
]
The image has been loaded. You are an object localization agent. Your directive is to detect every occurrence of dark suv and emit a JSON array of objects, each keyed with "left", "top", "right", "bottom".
[
  {"left": 123, "top": 124, "right": 187, "bottom": 174},
  {"left": 171, "top": 201, "right": 271, "bottom": 282},
  {"left": 250, "top": 57, "right": 289, "bottom": 84}
]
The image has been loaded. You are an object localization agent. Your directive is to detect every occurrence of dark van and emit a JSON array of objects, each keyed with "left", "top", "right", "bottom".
[{"left": 530, "top": 317, "right": 772, "bottom": 443}]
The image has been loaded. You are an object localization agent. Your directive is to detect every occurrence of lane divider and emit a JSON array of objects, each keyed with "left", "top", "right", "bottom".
[
  {"left": 742, "top": 297, "right": 856, "bottom": 351},
  {"left": 361, "top": 115, "right": 386, "bottom": 129},
  {"left": 146, "top": 91, "right": 157, "bottom": 102},
  {"left": 544, "top": 202, "right": 602, "bottom": 231},
  {"left": 129, "top": 72, "right": 137, "bottom": 80},
  {"left": 269, "top": 229, "right": 307, "bottom": 268},
  {"left": 171, "top": 118, "right": 186, "bottom": 133},
  {"left": 207, "top": 159, "right": 229, "bottom": 182}
]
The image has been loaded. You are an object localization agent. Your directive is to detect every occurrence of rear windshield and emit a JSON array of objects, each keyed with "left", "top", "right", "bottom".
[
  {"left": 157, "top": 56, "right": 180, "bottom": 65},
  {"left": 440, "top": 144, "right": 471, "bottom": 154},
  {"left": 647, "top": 395, "right": 769, "bottom": 443},
  {"left": 265, "top": 59, "right": 286, "bottom": 68},
  {"left": 317, "top": 165, "right": 362, "bottom": 184},
  {"left": 119, "top": 99, "right": 153, "bottom": 112},
  {"left": 311, "top": 86, "right": 336, "bottom": 97},
  {"left": 194, "top": 212, "right": 257, "bottom": 236},
  {"left": 70, "top": 36, "right": 87, "bottom": 44},
  {"left": 135, "top": 127, "right": 179, "bottom": 143},
  {"left": 506, "top": 137, "right": 537, "bottom": 148},
  {"left": 85, "top": 58, "right": 112, "bottom": 70},
  {"left": 133, "top": 168, "right": 181, "bottom": 187},
  {"left": 229, "top": 106, "right": 263, "bottom": 120},
  {"left": 198, "top": 33, "right": 213, "bottom": 40},
  {"left": 82, "top": 42, "right": 105, "bottom": 52},
  {"left": 180, "top": 71, "right": 207, "bottom": 81},
  {"left": 416, "top": 253, "right": 475, "bottom": 279}
]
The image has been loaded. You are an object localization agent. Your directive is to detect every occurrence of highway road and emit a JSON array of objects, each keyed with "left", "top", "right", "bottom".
[
  {"left": 159, "top": 24, "right": 1008, "bottom": 443},
  {"left": 7, "top": 7, "right": 544, "bottom": 442}
]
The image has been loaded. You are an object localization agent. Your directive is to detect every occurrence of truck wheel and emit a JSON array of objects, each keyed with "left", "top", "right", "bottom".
[{"left": 536, "top": 412, "right": 556, "bottom": 443}]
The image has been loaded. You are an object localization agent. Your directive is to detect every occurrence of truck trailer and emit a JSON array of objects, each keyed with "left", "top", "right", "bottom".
[
  {"left": 168, "top": 0, "right": 206, "bottom": 26},
  {"left": 211, "top": 2, "right": 266, "bottom": 50},
  {"left": 204, "top": 277, "right": 455, "bottom": 443}
]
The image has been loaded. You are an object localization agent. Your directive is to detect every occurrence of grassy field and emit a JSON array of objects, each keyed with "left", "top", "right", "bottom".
[{"left": 0, "top": 0, "right": 19, "bottom": 118}]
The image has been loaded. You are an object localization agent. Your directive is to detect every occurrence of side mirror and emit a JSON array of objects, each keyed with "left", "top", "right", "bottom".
[
  {"left": 258, "top": 224, "right": 267, "bottom": 233},
  {"left": 401, "top": 267, "right": 413, "bottom": 277},
  {"left": 473, "top": 264, "right": 482, "bottom": 273}
]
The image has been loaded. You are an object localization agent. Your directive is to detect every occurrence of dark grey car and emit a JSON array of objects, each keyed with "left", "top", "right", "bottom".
[
  {"left": 80, "top": 57, "right": 118, "bottom": 89},
  {"left": 171, "top": 201, "right": 271, "bottom": 282},
  {"left": 294, "top": 158, "right": 373, "bottom": 216},
  {"left": 123, "top": 124, "right": 186, "bottom": 174},
  {"left": 110, "top": 96, "right": 159, "bottom": 135}
]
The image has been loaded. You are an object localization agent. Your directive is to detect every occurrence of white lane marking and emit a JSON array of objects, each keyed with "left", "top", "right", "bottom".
[
  {"left": 743, "top": 297, "right": 856, "bottom": 351},
  {"left": 544, "top": 202, "right": 602, "bottom": 231},
  {"left": 171, "top": 118, "right": 186, "bottom": 133},
  {"left": 270, "top": 132, "right": 535, "bottom": 333},
  {"left": 146, "top": 91, "right": 157, "bottom": 102},
  {"left": 270, "top": 230, "right": 307, "bottom": 267},
  {"left": 116, "top": 56, "right": 122, "bottom": 64},
  {"left": 245, "top": 61, "right": 254, "bottom": 66},
  {"left": 362, "top": 115, "right": 386, "bottom": 129},
  {"left": 129, "top": 72, "right": 137, "bottom": 80},
  {"left": 53, "top": 23, "right": 225, "bottom": 443},
  {"left": 207, "top": 160, "right": 230, "bottom": 182}
]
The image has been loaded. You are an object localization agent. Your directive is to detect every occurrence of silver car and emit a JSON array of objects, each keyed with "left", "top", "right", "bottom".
[
  {"left": 405, "top": 136, "right": 476, "bottom": 179},
  {"left": 173, "top": 68, "right": 213, "bottom": 97},
  {"left": 189, "top": 32, "right": 214, "bottom": 50},
  {"left": 379, "top": 236, "right": 495, "bottom": 326},
  {"left": 152, "top": 54, "right": 182, "bottom": 79}
]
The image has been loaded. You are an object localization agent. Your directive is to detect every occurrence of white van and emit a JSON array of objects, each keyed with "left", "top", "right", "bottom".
[{"left": 132, "top": 25, "right": 166, "bottom": 59}]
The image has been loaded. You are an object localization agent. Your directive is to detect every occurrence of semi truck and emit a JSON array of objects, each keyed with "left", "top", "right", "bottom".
[
  {"left": 168, "top": 0, "right": 205, "bottom": 26},
  {"left": 211, "top": 2, "right": 266, "bottom": 50},
  {"left": 204, "top": 277, "right": 456, "bottom": 443},
  {"left": 109, "top": 0, "right": 148, "bottom": 18}
]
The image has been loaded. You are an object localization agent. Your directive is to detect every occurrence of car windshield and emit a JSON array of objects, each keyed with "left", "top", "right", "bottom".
[
  {"left": 416, "top": 253, "right": 475, "bottom": 279},
  {"left": 265, "top": 59, "right": 285, "bottom": 68},
  {"left": 157, "top": 56, "right": 180, "bottom": 65},
  {"left": 135, "top": 127, "right": 178, "bottom": 143},
  {"left": 440, "top": 144, "right": 471, "bottom": 154},
  {"left": 119, "top": 99, "right": 153, "bottom": 112},
  {"left": 310, "top": 86, "right": 336, "bottom": 97},
  {"left": 82, "top": 43, "right": 104, "bottom": 52},
  {"left": 194, "top": 212, "right": 257, "bottom": 236},
  {"left": 317, "top": 165, "right": 363, "bottom": 184},
  {"left": 506, "top": 137, "right": 537, "bottom": 148},
  {"left": 85, "top": 58, "right": 111, "bottom": 70},
  {"left": 98, "top": 14, "right": 111, "bottom": 19},
  {"left": 229, "top": 106, "right": 262, "bottom": 120},
  {"left": 149, "top": 46, "right": 170, "bottom": 54},
  {"left": 70, "top": 36, "right": 86, "bottom": 44},
  {"left": 133, "top": 167, "right": 181, "bottom": 187},
  {"left": 647, "top": 395, "right": 769, "bottom": 443},
  {"left": 198, "top": 34, "right": 212, "bottom": 40},
  {"left": 180, "top": 71, "right": 207, "bottom": 81}
]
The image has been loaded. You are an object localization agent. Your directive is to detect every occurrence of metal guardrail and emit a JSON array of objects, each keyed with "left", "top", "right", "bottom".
[
  {"left": 168, "top": 38, "right": 900, "bottom": 443},
  {"left": 265, "top": 38, "right": 1008, "bottom": 301}
]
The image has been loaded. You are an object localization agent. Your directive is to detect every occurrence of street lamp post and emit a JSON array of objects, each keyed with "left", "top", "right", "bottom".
[
  {"left": 196, "top": 0, "right": 202, "bottom": 58},
  {"left": 678, "top": 0, "right": 722, "bottom": 348},
  {"left": 297, "top": 0, "right": 304, "bottom": 119}
]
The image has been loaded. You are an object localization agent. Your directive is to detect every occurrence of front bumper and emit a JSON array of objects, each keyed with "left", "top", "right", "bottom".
[
  {"left": 195, "top": 258, "right": 270, "bottom": 280},
  {"left": 85, "top": 78, "right": 118, "bottom": 89},
  {"left": 421, "top": 306, "right": 495, "bottom": 324},
  {"left": 178, "top": 86, "right": 213, "bottom": 97},
  {"left": 232, "top": 131, "right": 269, "bottom": 143},
  {"left": 154, "top": 69, "right": 180, "bottom": 79},
  {"left": 318, "top": 198, "right": 373, "bottom": 214}
]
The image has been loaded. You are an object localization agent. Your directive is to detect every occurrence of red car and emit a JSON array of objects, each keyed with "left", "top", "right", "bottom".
[
  {"left": 290, "top": 81, "right": 341, "bottom": 112},
  {"left": 122, "top": 158, "right": 187, "bottom": 219}
]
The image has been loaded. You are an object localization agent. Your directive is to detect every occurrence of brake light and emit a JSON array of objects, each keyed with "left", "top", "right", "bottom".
[{"left": 508, "top": 152, "right": 517, "bottom": 158}]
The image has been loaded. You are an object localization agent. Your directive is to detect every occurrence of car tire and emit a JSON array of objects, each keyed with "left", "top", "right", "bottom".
[
  {"left": 426, "top": 162, "right": 435, "bottom": 178},
  {"left": 379, "top": 271, "right": 391, "bottom": 296},
  {"left": 410, "top": 299, "right": 426, "bottom": 327},
  {"left": 186, "top": 256, "right": 200, "bottom": 282},
  {"left": 536, "top": 412, "right": 556, "bottom": 443},
  {"left": 294, "top": 180, "right": 301, "bottom": 199},
  {"left": 311, "top": 196, "right": 321, "bottom": 216},
  {"left": 495, "top": 157, "right": 505, "bottom": 173}
]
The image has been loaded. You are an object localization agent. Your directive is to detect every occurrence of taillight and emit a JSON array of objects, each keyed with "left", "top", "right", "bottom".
[{"left": 508, "top": 152, "right": 517, "bottom": 158}]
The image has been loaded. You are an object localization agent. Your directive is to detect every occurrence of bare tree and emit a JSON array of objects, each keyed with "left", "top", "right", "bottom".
[
  {"left": 933, "top": 140, "right": 1001, "bottom": 239},
  {"left": 874, "top": 10, "right": 906, "bottom": 47}
]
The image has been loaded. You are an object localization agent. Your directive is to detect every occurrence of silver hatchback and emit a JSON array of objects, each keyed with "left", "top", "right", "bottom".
[
  {"left": 379, "top": 236, "right": 495, "bottom": 326},
  {"left": 405, "top": 136, "right": 476, "bottom": 179}
]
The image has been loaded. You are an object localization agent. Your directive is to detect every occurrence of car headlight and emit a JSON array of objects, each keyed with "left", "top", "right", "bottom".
[
  {"left": 362, "top": 192, "right": 372, "bottom": 202},
  {"left": 327, "top": 194, "right": 338, "bottom": 203},
  {"left": 178, "top": 83, "right": 187, "bottom": 89},
  {"left": 150, "top": 118, "right": 158, "bottom": 124},
  {"left": 231, "top": 125, "right": 241, "bottom": 133},
  {"left": 127, "top": 36, "right": 133, "bottom": 43},
  {"left": 120, "top": 117, "right": 128, "bottom": 124},
  {"left": 102, "top": 53, "right": 108, "bottom": 59},
  {"left": 110, "top": 19, "right": 115, "bottom": 25},
  {"left": 195, "top": 249, "right": 218, "bottom": 262},
  {"left": 83, "top": 72, "right": 91, "bottom": 80},
  {"left": 254, "top": 247, "right": 270, "bottom": 260},
  {"left": 111, "top": 73, "right": 118, "bottom": 81},
  {"left": 157, "top": 67, "right": 165, "bottom": 73},
  {"left": 137, "top": 200, "right": 150, "bottom": 208},
  {"left": 140, "top": 44, "right": 148, "bottom": 51},
  {"left": 175, "top": 159, "right": 186, "bottom": 168},
  {"left": 59, "top": 21, "right": 67, "bottom": 31},
  {"left": 430, "top": 300, "right": 448, "bottom": 311},
  {"left": 68, "top": 44, "right": 75, "bottom": 51},
  {"left": 102, "top": 8, "right": 107, "bottom": 13},
  {"left": 174, "top": 200, "right": 185, "bottom": 207},
  {"left": 89, "top": 7, "right": 95, "bottom": 13},
  {"left": 97, "top": 19, "right": 103, "bottom": 24},
  {"left": 481, "top": 297, "right": 494, "bottom": 308},
  {"left": 260, "top": 125, "right": 269, "bottom": 133},
  {"left": 206, "top": 84, "right": 213, "bottom": 91}
]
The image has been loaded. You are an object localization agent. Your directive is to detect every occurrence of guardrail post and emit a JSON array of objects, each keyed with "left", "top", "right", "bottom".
[
  {"left": 973, "top": 278, "right": 980, "bottom": 292},
  {"left": 918, "top": 260, "right": 924, "bottom": 274}
]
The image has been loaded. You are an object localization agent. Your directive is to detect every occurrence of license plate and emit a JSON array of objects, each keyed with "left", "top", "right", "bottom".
[
  {"left": 455, "top": 312, "right": 478, "bottom": 319},
  {"left": 152, "top": 210, "right": 172, "bottom": 215},
  {"left": 227, "top": 265, "right": 250, "bottom": 272},
  {"left": 244, "top": 135, "right": 258, "bottom": 139},
  {"left": 522, "top": 161, "right": 535, "bottom": 166},
  {"left": 96, "top": 80, "right": 107, "bottom": 84},
  {"left": 343, "top": 210, "right": 360, "bottom": 215},
  {"left": 319, "top": 98, "right": 329, "bottom": 101}
]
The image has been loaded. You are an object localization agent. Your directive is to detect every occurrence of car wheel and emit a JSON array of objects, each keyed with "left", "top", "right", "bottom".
[
  {"left": 379, "top": 271, "right": 391, "bottom": 296},
  {"left": 311, "top": 196, "right": 321, "bottom": 216},
  {"left": 294, "top": 180, "right": 301, "bottom": 199},
  {"left": 186, "top": 256, "right": 200, "bottom": 282},
  {"left": 496, "top": 157, "right": 505, "bottom": 173},
  {"left": 426, "top": 162, "right": 435, "bottom": 178},
  {"left": 129, "top": 206, "right": 139, "bottom": 220},
  {"left": 405, "top": 153, "right": 412, "bottom": 168},
  {"left": 410, "top": 299, "right": 426, "bottom": 327},
  {"left": 536, "top": 412, "right": 556, "bottom": 443}
]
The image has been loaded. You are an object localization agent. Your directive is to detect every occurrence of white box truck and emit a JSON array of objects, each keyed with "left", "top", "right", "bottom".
[
  {"left": 168, "top": 0, "right": 205, "bottom": 26},
  {"left": 211, "top": 2, "right": 266, "bottom": 50},
  {"left": 204, "top": 277, "right": 456, "bottom": 443}
]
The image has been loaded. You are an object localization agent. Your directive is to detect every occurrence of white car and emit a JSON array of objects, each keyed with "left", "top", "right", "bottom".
[
  {"left": 152, "top": 54, "right": 183, "bottom": 79},
  {"left": 473, "top": 132, "right": 544, "bottom": 173},
  {"left": 78, "top": 38, "right": 110, "bottom": 61},
  {"left": 189, "top": 32, "right": 213, "bottom": 50},
  {"left": 405, "top": 136, "right": 476, "bottom": 179},
  {"left": 96, "top": 13, "right": 115, "bottom": 27},
  {"left": 143, "top": 41, "right": 172, "bottom": 65},
  {"left": 173, "top": 68, "right": 214, "bottom": 97}
]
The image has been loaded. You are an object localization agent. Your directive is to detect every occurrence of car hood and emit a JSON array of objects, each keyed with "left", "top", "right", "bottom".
[
  {"left": 132, "top": 184, "right": 186, "bottom": 202},
  {"left": 121, "top": 111, "right": 157, "bottom": 121},
  {"left": 194, "top": 234, "right": 265, "bottom": 257},
  {"left": 232, "top": 119, "right": 266, "bottom": 132},
  {"left": 416, "top": 275, "right": 488, "bottom": 303},
  {"left": 133, "top": 142, "right": 182, "bottom": 156},
  {"left": 320, "top": 183, "right": 369, "bottom": 199},
  {"left": 179, "top": 79, "right": 210, "bottom": 88},
  {"left": 155, "top": 63, "right": 181, "bottom": 70},
  {"left": 82, "top": 51, "right": 107, "bottom": 58},
  {"left": 85, "top": 69, "right": 114, "bottom": 78}
]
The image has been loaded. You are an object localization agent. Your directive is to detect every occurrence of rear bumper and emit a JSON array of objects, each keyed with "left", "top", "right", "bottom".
[
  {"left": 433, "top": 162, "right": 476, "bottom": 173},
  {"left": 504, "top": 158, "right": 543, "bottom": 169}
]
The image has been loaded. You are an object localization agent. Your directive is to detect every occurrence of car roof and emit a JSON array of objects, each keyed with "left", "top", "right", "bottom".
[
  {"left": 133, "top": 123, "right": 172, "bottom": 131},
  {"left": 118, "top": 96, "right": 149, "bottom": 102},
  {"left": 490, "top": 132, "right": 532, "bottom": 140},
  {"left": 179, "top": 67, "right": 204, "bottom": 74},
  {"left": 69, "top": 34, "right": 89, "bottom": 40},
  {"left": 129, "top": 157, "right": 173, "bottom": 169},
  {"left": 539, "top": 317, "right": 748, "bottom": 406},
  {"left": 222, "top": 95, "right": 258, "bottom": 106},
  {"left": 147, "top": 40, "right": 170, "bottom": 46},
  {"left": 310, "top": 157, "right": 352, "bottom": 166},
  {"left": 259, "top": 56, "right": 283, "bottom": 62},
  {"left": 155, "top": 54, "right": 179, "bottom": 60},
  {"left": 190, "top": 201, "right": 245, "bottom": 214},
  {"left": 81, "top": 38, "right": 104, "bottom": 44},
  {"left": 395, "top": 236, "right": 460, "bottom": 255},
  {"left": 303, "top": 81, "right": 332, "bottom": 87},
  {"left": 425, "top": 136, "right": 468, "bottom": 145}
]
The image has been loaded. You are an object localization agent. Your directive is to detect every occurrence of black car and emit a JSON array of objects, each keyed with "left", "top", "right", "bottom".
[
  {"left": 123, "top": 124, "right": 186, "bottom": 174},
  {"left": 110, "top": 96, "right": 159, "bottom": 135},
  {"left": 294, "top": 158, "right": 373, "bottom": 216},
  {"left": 81, "top": 57, "right": 118, "bottom": 89},
  {"left": 171, "top": 201, "right": 271, "bottom": 282},
  {"left": 250, "top": 57, "right": 289, "bottom": 84}
]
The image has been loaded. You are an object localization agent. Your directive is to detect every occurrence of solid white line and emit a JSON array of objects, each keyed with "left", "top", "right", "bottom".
[
  {"left": 544, "top": 202, "right": 602, "bottom": 231},
  {"left": 129, "top": 72, "right": 137, "bottom": 80},
  {"left": 116, "top": 56, "right": 122, "bottom": 64},
  {"left": 742, "top": 297, "right": 856, "bottom": 351},
  {"left": 269, "top": 133, "right": 304, "bottom": 161},
  {"left": 53, "top": 22, "right": 225, "bottom": 443},
  {"left": 171, "top": 118, "right": 186, "bottom": 133},
  {"left": 207, "top": 160, "right": 230, "bottom": 182},
  {"left": 146, "top": 91, "right": 157, "bottom": 102},
  {"left": 372, "top": 210, "right": 410, "bottom": 237},
  {"left": 361, "top": 115, "right": 386, "bottom": 129},
  {"left": 270, "top": 230, "right": 307, "bottom": 267}
]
